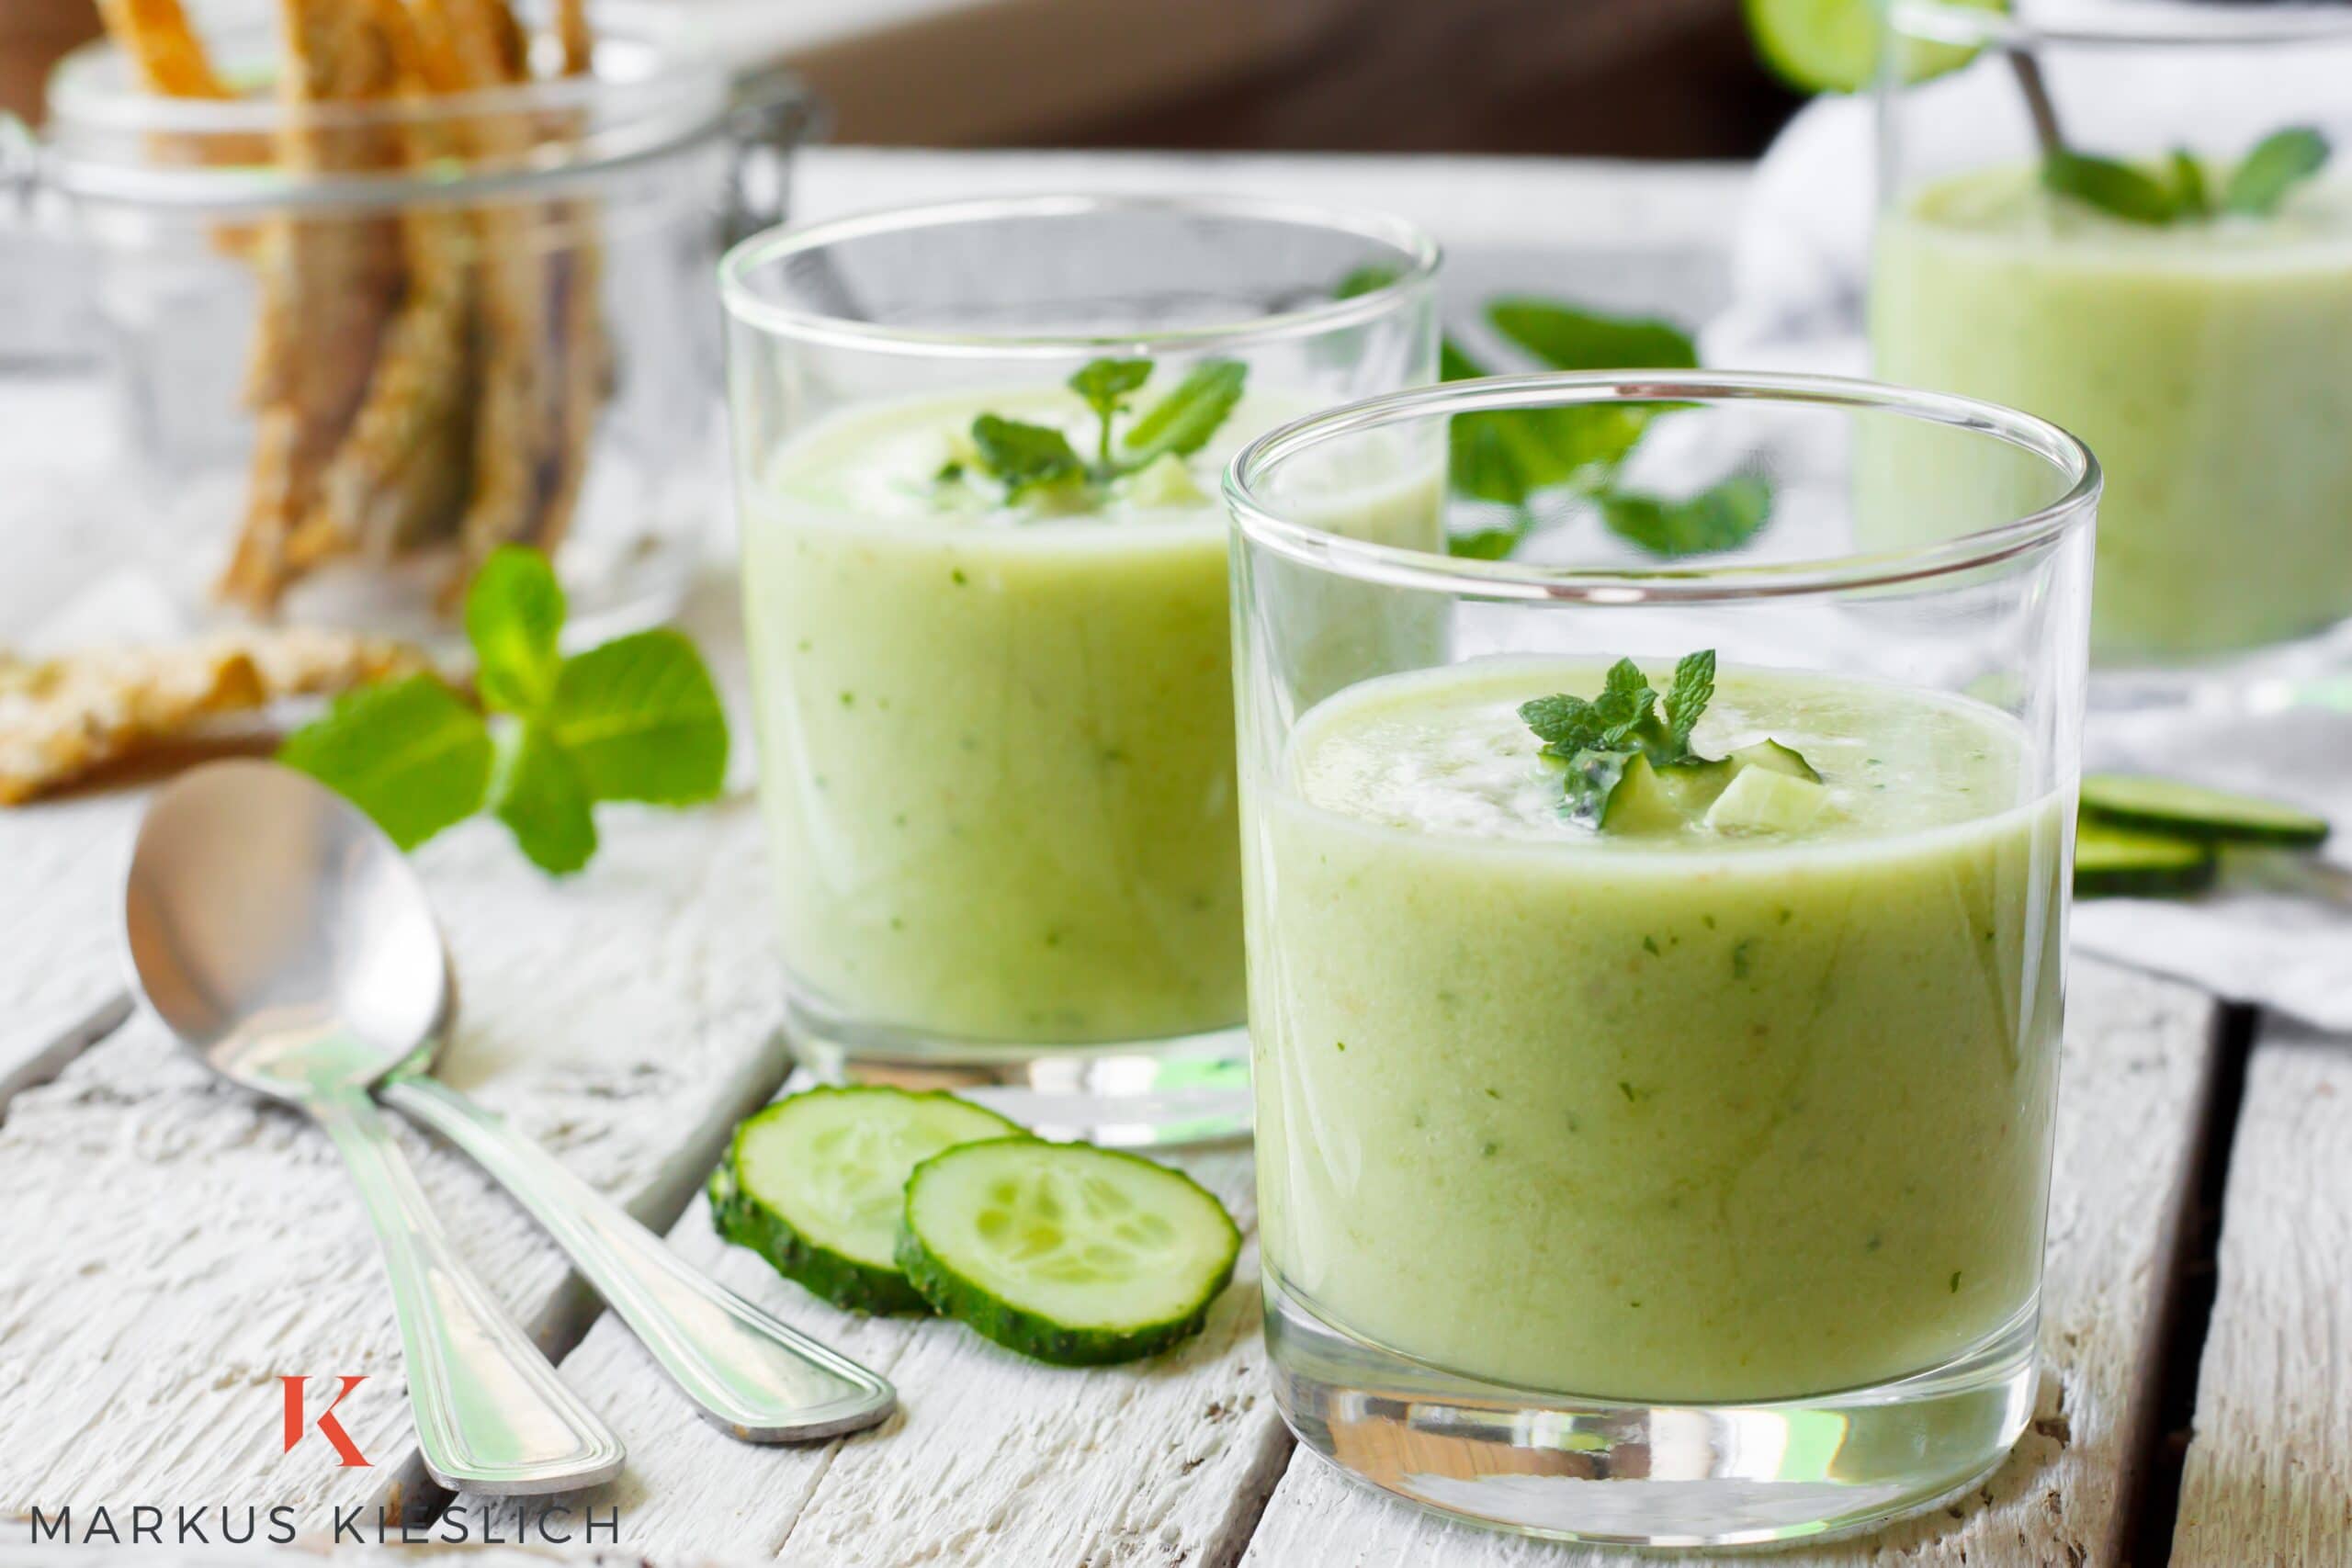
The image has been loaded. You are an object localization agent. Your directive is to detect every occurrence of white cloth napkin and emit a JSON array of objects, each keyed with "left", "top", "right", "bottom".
[{"left": 1705, "top": 41, "right": 2352, "bottom": 1032}]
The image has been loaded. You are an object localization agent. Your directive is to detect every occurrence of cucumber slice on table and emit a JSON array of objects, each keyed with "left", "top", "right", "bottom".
[
  {"left": 1744, "top": 0, "right": 2007, "bottom": 94},
  {"left": 710, "top": 1086, "right": 1025, "bottom": 1314},
  {"left": 898, "top": 1140, "right": 1240, "bottom": 1366},
  {"left": 2081, "top": 773, "right": 2331, "bottom": 848},
  {"left": 2075, "top": 821, "right": 2218, "bottom": 897}
]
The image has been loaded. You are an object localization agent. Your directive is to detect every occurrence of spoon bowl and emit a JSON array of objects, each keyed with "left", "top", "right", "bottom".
[{"left": 126, "top": 761, "right": 448, "bottom": 1100}]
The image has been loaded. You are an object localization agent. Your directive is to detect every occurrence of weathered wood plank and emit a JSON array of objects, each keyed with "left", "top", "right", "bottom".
[
  {"left": 1237, "top": 958, "right": 2217, "bottom": 1568},
  {"left": 2171, "top": 1020, "right": 2352, "bottom": 1568},
  {"left": 0, "top": 785, "right": 789, "bottom": 1533},
  {"left": 464, "top": 1153, "right": 1288, "bottom": 1567},
  {"left": 0, "top": 795, "right": 144, "bottom": 1113}
]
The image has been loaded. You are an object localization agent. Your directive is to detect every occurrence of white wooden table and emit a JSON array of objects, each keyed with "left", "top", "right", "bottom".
[{"left": 0, "top": 150, "right": 2345, "bottom": 1568}]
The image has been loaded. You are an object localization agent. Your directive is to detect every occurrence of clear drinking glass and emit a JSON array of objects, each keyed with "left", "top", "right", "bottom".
[
  {"left": 1227, "top": 371, "right": 2097, "bottom": 1546},
  {"left": 1872, "top": 0, "right": 2352, "bottom": 697},
  {"left": 719, "top": 195, "right": 1440, "bottom": 1145}
]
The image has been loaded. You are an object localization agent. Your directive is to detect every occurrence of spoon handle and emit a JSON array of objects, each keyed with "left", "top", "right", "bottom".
[
  {"left": 381, "top": 1075, "right": 897, "bottom": 1443},
  {"left": 311, "top": 1085, "right": 627, "bottom": 1494}
]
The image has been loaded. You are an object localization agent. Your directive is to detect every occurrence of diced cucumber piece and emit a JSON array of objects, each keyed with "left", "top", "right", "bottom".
[
  {"left": 1744, "top": 0, "right": 2007, "bottom": 95},
  {"left": 898, "top": 1140, "right": 1240, "bottom": 1366},
  {"left": 2075, "top": 821, "right": 2217, "bottom": 897},
  {"left": 1705, "top": 763, "right": 1834, "bottom": 836},
  {"left": 1727, "top": 739, "right": 1823, "bottom": 783},
  {"left": 710, "top": 1086, "right": 1025, "bottom": 1314},
  {"left": 2081, "top": 773, "right": 2330, "bottom": 848},
  {"left": 1600, "top": 755, "right": 1732, "bottom": 833}
]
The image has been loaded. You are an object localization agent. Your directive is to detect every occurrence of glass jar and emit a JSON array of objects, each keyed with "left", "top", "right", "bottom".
[
  {"left": 1873, "top": 0, "right": 2352, "bottom": 694},
  {"left": 1227, "top": 370, "right": 2096, "bottom": 1545},
  {"left": 8, "top": 0, "right": 811, "bottom": 647},
  {"left": 720, "top": 194, "right": 1441, "bottom": 1145}
]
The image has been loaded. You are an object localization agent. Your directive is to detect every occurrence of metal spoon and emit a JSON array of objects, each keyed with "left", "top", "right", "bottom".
[
  {"left": 124, "top": 762, "right": 625, "bottom": 1495},
  {"left": 125, "top": 761, "right": 895, "bottom": 1448}
]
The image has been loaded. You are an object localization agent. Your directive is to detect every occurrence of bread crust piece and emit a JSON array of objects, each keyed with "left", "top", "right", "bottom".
[
  {"left": 97, "top": 0, "right": 231, "bottom": 98},
  {"left": 288, "top": 0, "right": 480, "bottom": 569},
  {"left": 0, "top": 629, "right": 425, "bottom": 805},
  {"left": 219, "top": 0, "right": 407, "bottom": 611}
]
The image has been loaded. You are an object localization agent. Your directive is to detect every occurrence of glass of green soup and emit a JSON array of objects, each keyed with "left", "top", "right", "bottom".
[
  {"left": 1871, "top": 1, "right": 2352, "bottom": 692},
  {"left": 1226, "top": 371, "right": 2098, "bottom": 1546},
  {"left": 719, "top": 196, "right": 1441, "bottom": 1145}
]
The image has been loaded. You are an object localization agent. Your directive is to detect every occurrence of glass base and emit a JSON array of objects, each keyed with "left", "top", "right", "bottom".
[
  {"left": 1263, "top": 1275, "right": 2039, "bottom": 1548},
  {"left": 2090, "top": 615, "right": 2352, "bottom": 716},
  {"left": 782, "top": 992, "right": 1251, "bottom": 1147}
]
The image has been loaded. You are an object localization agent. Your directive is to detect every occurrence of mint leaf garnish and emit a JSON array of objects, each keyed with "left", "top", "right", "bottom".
[
  {"left": 547, "top": 629, "right": 729, "bottom": 805},
  {"left": 2041, "top": 151, "right": 2181, "bottom": 224},
  {"left": 1519, "top": 650, "right": 1814, "bottom": 829},
  {"left": 1600, "top": 475, "right": 1773, "bottom": 558},
  {"left": 467, "top": 546, "right": 565, "bottom": 715},
  {"left": 2224, "top": 126, "right": 2330, "bottom": 217},
  {"left": 1663, "top": 649, "right": 1714, "bottom": 756},
  {"left": 280, "top": 674, "right": 492, "bottom": 850},
  {"left": 2167, "top": 149, "right": 2211, "bottom": 220},
  {"left": 492, "top": 723, "right": 596, "bottom": 874},
  {"left": 967, "top": 357, "right": 1248, "bottom": 506},
  {"left": 2042, "top": 128, "right": 2330, "bottom": 226},
  {"left": 1123, "top": 359, "right": 1248, "bottom": 466},
  {"left": 1068, "top": 358, "right": 1151, "bottom": 466},
  {"left": 971, "top": 414, "right": 1083, "bottom": 501},
  {"left": 278, "top": 545, "right": 729, "bottom": 874}
]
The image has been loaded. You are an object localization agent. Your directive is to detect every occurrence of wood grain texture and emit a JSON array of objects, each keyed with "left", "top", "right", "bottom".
[
  {"left": 1238, "top": 958, "right": 2216, "bottom": 1568},
  {"left": 464, "top": 1152, "right": 1290, "bottom": 1568},
  {"left": 0, "top": 793, "right": 143, "bottom": 1113},
  {"left": 2171, "top": 1020, "right": 2352, "bottom": 1568},
  {"left": 0, "top": 793, "right": 788, "bottom": 1533}
]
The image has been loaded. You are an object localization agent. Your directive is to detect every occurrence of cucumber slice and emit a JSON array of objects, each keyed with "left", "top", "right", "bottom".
[
  {"left": 2075, "top": 821, "right": 2218, "bottom": 897},
  {"left": 1727, "top": 739, "right": 1823, "bottom": 784},
  {"left": 1705, "top": 763, "right": 1833, "bottom": 836},
  {"left": 1745, "top": 0, "right": 2007, "bottom": 94},
  {"left": 898, "top": 1140, "right": 1240, "bottom": 1365},
  {"left": 710, "top": 1087, "right": 1025, "bottom": 1314},
  {"left": 2081, "top": 773, "right": 2330, "bottom": 848}
]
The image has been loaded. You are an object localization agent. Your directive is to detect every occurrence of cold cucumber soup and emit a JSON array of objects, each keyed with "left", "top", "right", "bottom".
[
  {"left": 1873, "top": 163, "right": 2352, "bottom": 660},
  {"left": 1245, "top": 657, "right": 2067, "bottom": 1403},
  {"left": 743, "top": 378, "right": 1440, "bottom": 1044}
]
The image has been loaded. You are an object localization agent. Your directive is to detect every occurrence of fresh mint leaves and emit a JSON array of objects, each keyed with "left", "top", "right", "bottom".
[
  {"left": 1327, "top": 272, "right": 1770, "bottom": 565},
  {"left": 280, "top": 547, "right": 729, "bottom": 874},
  {"left": 278, "top": 676, "right": 493, "bottom": 852},
  {"left": 963, "top": 357, "right": 1249, "bottom": 505},
  {"left": 1521, "top": 651, "right": 1718, "bottom": 824},
  {"left": 1600, "top": 475, "right": 1773, "bottom": 558},
  {"left": 2044, "top": 126, "right": 2332, "bottom": 225}
]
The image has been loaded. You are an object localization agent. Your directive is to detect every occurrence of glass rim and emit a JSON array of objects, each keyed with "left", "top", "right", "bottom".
[
  {"left": 716, "top": 191, "right": 1443, "bottom": 359},
  {"left": 37, "top": 0, "right": 741, "bottom": 210},
  {"left": 1224, "top": 370, "right": 2101, "bottom": 604},
  {"left": 1892, "top": 0, "right": 2352, "bottom": 49}
]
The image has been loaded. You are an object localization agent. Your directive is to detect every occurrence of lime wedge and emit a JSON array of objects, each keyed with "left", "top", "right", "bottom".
[{"left": 1746, "top": 0, "right": 2008, "bottom": 95}]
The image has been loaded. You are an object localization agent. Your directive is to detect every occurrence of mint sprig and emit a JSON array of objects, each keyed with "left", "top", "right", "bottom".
[
  {"left": 280, "top": 547, "right": 729, "bottom": 875},
  {"left": 2044, "top": 127, "right": 2331, "bottom": 225},
  {"left": 963, "top": 357, "right": 1248, "bottom": 505},
  {"left": 1521, "top": 651, "right": 1719, "bottom": 824},
  {"left": 1600, "top": 475, "right": 1773, "bottom": 558}
]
